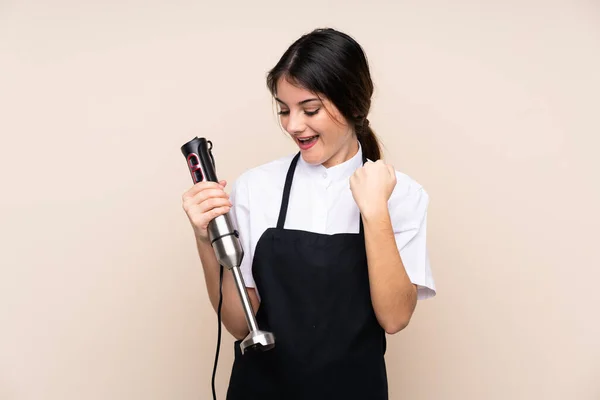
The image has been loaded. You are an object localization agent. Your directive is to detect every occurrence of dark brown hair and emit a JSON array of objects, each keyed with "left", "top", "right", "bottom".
[{"left": 266, "top": 27, "right": 382, "bottom": 160}]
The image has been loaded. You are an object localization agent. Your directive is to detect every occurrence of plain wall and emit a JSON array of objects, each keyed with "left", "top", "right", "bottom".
[{"left": 1, "top": 1, "right": 599, "bottom": 399}]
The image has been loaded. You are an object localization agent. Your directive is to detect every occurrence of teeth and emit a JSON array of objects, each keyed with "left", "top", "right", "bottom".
[{"left": 299, "top": 136, "right": 317, "bottom": 143}]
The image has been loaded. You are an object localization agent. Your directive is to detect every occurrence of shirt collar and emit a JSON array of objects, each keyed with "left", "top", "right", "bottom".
[{"left": 297, "top": 140, "right": 364, "bottom": 182}]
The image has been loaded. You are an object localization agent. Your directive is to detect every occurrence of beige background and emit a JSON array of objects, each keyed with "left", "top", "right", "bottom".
[{"left": 1, "top": 0, "right": 599, "bottom": 399}]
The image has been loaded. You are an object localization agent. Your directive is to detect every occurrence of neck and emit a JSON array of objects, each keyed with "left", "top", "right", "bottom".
[{"left": 322, "top": 138, "right": 359, "bottom": 169}]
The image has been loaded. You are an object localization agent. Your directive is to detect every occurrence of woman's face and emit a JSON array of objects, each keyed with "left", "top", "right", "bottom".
[{"left": 275, "top": 77, "right": 358, "bottom": 168}]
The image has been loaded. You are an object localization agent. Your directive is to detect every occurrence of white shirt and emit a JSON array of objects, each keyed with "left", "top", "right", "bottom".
[{"left": 229, "top": 142, "right": 436, "bottom": 300}]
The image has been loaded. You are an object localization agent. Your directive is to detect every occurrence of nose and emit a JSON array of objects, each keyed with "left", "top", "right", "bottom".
[{"left": 285, "top": 112, "right": 306, "bottom": 135}]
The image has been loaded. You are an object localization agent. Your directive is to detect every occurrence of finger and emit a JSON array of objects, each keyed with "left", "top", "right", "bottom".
[
  {"left": 190, "top": 204, "right": 231, "bottom": 229},
  {"left": 351, "top": 168, "right": 362, "bottom": 180},
  {"left": 190, "top": 188, "right": 229, "bottom": 206},
  {"left": 387, "top": 164, "right": 395, "bottom": 176},
  {"left": 197, "top": 197, "right": 233, "bottom": 214},
  {"left": 208, "top": 205, "right": 232, "bottom": 220},
  {"left": 184, "top": 180, "right": 225, "bottom": 199}
]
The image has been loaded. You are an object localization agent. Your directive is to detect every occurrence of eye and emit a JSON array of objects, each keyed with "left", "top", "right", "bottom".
[
  {"left": 278, "top": 109, "right": 290, "bottom": 115},
  {"left": 305, "top": 108, "right": 320, "bottom": 116}
]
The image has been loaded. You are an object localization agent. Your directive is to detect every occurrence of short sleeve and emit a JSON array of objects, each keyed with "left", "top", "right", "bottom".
[
  {"left": 228, "top": 174, "right": 256, "bottom": 289},
  {"left": 390, "top": 184, "right": 436, "bottom": 300}
]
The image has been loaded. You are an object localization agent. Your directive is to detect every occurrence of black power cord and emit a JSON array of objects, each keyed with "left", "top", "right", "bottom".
[{"left": 211, "top": 264, "right": 224, "bottom": 400}]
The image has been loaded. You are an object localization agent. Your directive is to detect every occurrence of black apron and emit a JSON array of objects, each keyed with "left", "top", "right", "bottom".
[{"left": 226, "top": 152, "right": 388, "bottom": 400}]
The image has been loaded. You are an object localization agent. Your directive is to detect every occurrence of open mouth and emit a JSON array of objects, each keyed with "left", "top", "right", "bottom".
[{"left": 297, "top": 135, "right": 319, "bottom": 145}]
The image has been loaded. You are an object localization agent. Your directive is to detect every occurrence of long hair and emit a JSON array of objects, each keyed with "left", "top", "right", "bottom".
[{"left": 266, "top": 28, "right": 382, "bottom": 160}]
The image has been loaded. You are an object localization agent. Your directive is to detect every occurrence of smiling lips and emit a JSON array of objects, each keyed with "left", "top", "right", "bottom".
[{"left": 296, "top": 135, "right": 319, "bottom": 150}]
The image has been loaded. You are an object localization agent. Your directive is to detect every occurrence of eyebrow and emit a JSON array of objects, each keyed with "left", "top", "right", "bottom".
[{"left": 275, "top": 97, "right": 320, "bottom": 106}]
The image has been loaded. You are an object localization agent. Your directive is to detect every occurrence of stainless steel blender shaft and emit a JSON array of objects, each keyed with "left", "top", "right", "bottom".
[
  {"left": 231, "top": 266, "right": 259, "bottom": 332},
  {"left": 208, "top": 214, "right": 275, "bottom": 354}
]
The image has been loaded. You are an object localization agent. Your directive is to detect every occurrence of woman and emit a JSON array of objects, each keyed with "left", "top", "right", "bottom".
[{"left": 182, "top": 27, "right": 436, "bottom": 400}]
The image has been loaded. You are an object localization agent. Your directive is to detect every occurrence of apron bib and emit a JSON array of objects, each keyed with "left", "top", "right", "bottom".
[{"left": 227, "top": 152, "right": 388, "bottom": 400}]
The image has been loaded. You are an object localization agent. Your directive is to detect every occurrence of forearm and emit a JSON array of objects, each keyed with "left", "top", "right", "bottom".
[
  {"left": 362, "top": 205, "right": 417, "bottom": 334},
  {"left": 196, "top": 238, "right": 259, "bottom": 340}
]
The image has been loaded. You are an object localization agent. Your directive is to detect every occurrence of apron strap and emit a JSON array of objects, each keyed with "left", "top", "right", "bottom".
[
  {"left": 277, "top": 152, "right": 301, "bottom": 229},
  {"left": 358, "top": 153, "right": 368, "bottom": 235}
]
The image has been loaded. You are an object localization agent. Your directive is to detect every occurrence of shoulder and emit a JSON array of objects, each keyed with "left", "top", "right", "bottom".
[
  {"left": 388, "top": 168, "right": 430, "bottom": 230},
  {"left": 391, "top": 169, "right": 428, "bottom": 203}
]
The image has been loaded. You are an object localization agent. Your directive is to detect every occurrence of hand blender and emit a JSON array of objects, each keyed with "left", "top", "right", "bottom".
[{"left": 181, "top": 137, "right": 275, "bottom": 354}]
